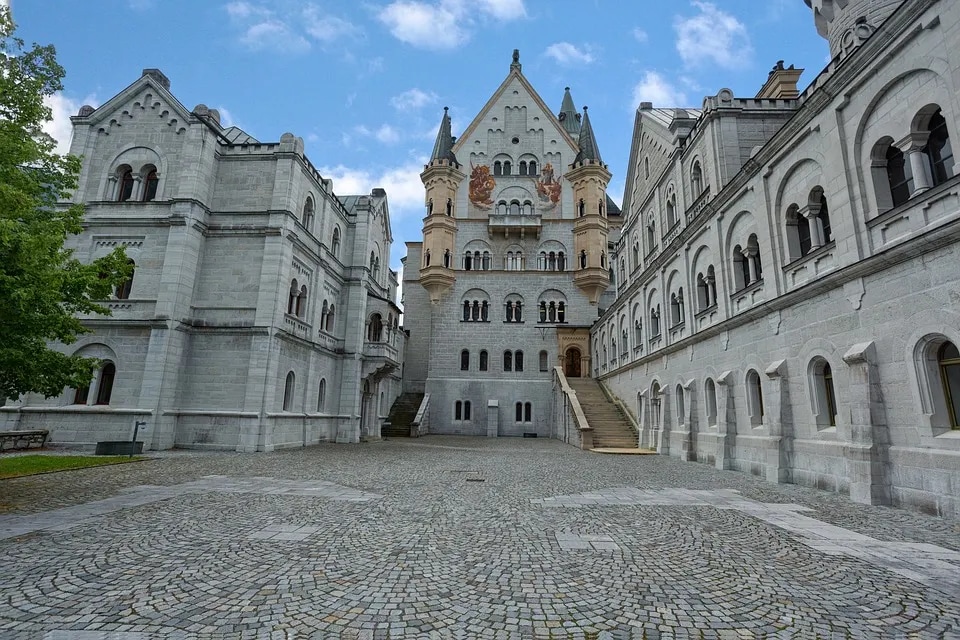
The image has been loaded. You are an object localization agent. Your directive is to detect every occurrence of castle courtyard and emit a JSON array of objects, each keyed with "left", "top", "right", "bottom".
[{"left": 1, "top": 438, "right": 958, "bottom": 639}]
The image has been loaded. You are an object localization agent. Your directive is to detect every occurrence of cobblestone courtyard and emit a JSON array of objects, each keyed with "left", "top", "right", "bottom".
[{"left": 1, "top": 437, "right": 958, "bottom": 639}]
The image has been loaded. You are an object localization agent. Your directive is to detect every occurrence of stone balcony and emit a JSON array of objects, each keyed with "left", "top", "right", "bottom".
[
  {"left": 362, "top": 341, "right": 401, "bottom": 380},
  {"left": 487, "top": 213, "right": 542, "bottom": 239}
]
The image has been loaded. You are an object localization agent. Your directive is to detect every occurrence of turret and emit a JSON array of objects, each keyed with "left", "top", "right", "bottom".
[
  {"left": 558, "top": 87, "right": 581, "bottom": 137},
  {"left": 565, "top": 106, "right": 612, "bottom": 305},
  {"left": 804, "top": 0, "right": 903, "bottom": 61},
  {"left": 419, "top": 107, "right": 463, "bottom": 303}
]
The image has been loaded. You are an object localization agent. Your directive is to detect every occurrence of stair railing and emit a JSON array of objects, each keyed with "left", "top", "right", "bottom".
[
  {"left": 410, "top": 393, "right": 430, "bottom": 437},
  {"left": 552, "top": 367, "right": 593, "bottom": 450},
  {"left": 598, "top": 379, "right": 641, "bottom": 447}
]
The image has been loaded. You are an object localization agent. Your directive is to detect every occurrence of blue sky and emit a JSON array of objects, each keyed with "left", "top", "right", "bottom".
[{"left": 17, "top": 0, "right": 830, "bottom": 272}]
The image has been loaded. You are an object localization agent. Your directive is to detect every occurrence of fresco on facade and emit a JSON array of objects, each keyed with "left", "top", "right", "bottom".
[
  {"left": 469, "top": 163, "right": 496, "bottom": 209},
  {"left": 535, "top": 162, "right": 562, "bottom": 210}
]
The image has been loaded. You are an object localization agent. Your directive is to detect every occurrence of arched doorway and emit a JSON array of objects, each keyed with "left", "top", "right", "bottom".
[{"left": 565, "top": 347, "right": 582, "bottom": 377}]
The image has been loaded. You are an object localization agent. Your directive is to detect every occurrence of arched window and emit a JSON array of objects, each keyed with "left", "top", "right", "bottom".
[
  {"left": 557, "top": 252, "right": 566, "bottom": 271},
  {"left": 811, "top": 359, "right": 838, "bottom": 429},
  {"left": 747, "top": 234, "right": 762, "bottom": 281},
  {"left": 644, "top": 157, "right": 650, "bottom": 179},
  {"left": 515, "top": 350, "right": 524, "bottom": 372},
  {"left": 938, "top": 341, "right": 960, "bottom": 428},
  {"left": 665, "top": 194, "right": 676, "bottom": 228},
  {"left": 446, "top": 198, "right": 453, "bottom": 216},
  {"left": 579, "top": 250, "right": 587, "bottom": 269},
  {"left": 95, "top": 362, "right": 116, "bottom": 405},
  {"left": 691, "top": 161, "right": 703, "bottom": 196},
  {"left": 443, "top": 250, "right": 451, "bottom": 268},
  {"left": 302, "top": 197, "right": 314, "bottom": 229},
  {"left": 886, "top": 145, "right": 912, "bottom": 207},
  {"left": 494, "top": 161, "right": 502, "bottom": 176},
  {"left": 632, "top": 241, "right": 639, "bottom": 266},
  {"left": 746, "top": 369, "right": 764, "bottom": 427},
  {"left": 670, "top": 291, "right": 683, "bottom": 326},
  {"left": 374, "top": 257, "right": 380, "bottom": 281},
  {"left": 646, "top": 220, "right": 656, "bottom": 253},
  {"left": 503, "top": 350, "right": 513, "bottom": 372},
  {"left": 317, "top": 378, "right": 327, "bottom": 412},
  {"left": 117, "top": 168, "right": 134, "bottom": 202},
  {"left": 424, "top": 250, "right": 431, "bottom": 267},
  {"left": 282, "top": 371, "right": 295, "bottom": 411},
  {"left": 650, "top": 306, "right": 661, "bottom": 337},
  {"left": 557, "top": 301, "right": 565, "bottom": 323},
  {"left": 296, "top": 285, "right": 307, "bottom": 318},
  {"left": 519, "top": 160, "right": 528, "bottom": 176},
  {"left": 464, "top": 252, "right": 473, "bottom": 271},
  {"left": 515, "top": 402, "right": 523, "bottom": 422},
  {"left": 320, "top": 300, "right": 329, "bottom": 328},
  {"left": 427, "top": 199, "right": 433, "bottom": 216},
  {"left": 696, "top": 273, "right": 709, "bottom": 311},
  {"left": 464, "top": 401, "right": 472, "bottom": 421},
  {"left": 529, "top": 160, "right": 537, "bottom": 175},
  {"left": 924, "top": 109, "right": 954, "bottom": 186},
  {"left": 503, "top": 161, "right": 511, "bottom": 176},
  {"left": 368, "top": 314, "right": 383, "bottom": 342},
  {"left": 704, "top": 378, "right": 717, "bottom": 427},
  {"left": 455, "top": 400, "right": 463, "bottom": 420},
  {"left": 142, "top": 167, "right": 159, "bottom": 202},
  {"left": 115, "top": 259, "right": 135, "bottom": 300},
  {"left": 676, "top": 384, "right": 685, "bottom": 425},
  {"left": 461, "top": 349, "right": 470, "bottom": 371},
  {"left": 578, "top": 199, "right": 585, "bottom": 217},
  {"left": 332, "top": 227, "right": 341, "bottom": 258},
  {"left": 479, "top": 350, "right": 488, "bottom": 371},
  {"left": 287, "top": 279, "right": 299, "bottom": 315},
  {"left": 786, "top": 204, "right": 812, "bottom": 260},
  {"left": 819, "top": 195, "right": 832, "bottom": 244},
  {"left": 539, "top": 350, "right": 548, "bottom": 372},
  {"left": 524, "top": 402, "right": 532, "bottom": 422},
  {"left": 326, "top": 305, "right": 335, "bottom": 332}
]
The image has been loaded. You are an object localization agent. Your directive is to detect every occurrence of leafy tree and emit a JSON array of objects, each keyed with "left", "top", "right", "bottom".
[{"left": 0, "top": 8, "right": 130, "bottom": 400}]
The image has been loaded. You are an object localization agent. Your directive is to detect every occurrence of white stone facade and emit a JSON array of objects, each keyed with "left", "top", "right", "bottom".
[
  {"left": 598, "top": 0, "right": 960, "bottom": 517},
  {"left": 0, "top": 69, "right": 404, "bottom": 451}
]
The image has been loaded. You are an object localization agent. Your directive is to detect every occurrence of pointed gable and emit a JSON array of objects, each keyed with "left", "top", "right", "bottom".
[{"left": 71, "top": 68, "right": 194, "bottom": 136}]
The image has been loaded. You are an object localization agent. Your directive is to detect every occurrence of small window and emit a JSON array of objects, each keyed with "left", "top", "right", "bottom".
[
  {"left": 464, "top": 401, "right": 472, "bottom": 421},
  {"left": 539, "top": 350, "right": 548, "bottom": 372},
  {"left": 332, "top": 228, "right": 341, "bottom": 258},
  {"left": 142, "top": 168, "right": 159, "bottom": 202},
  {"left": 939, "top": 341, "right": 960, "bottom": 428},
  {"left": 94, "top": 362, "right": 116, "bottom": 405},
  {"left": 516, "top": 401, "right": 523, "bottom": 422},
  {"left": 282, "top": 371, "right": 295, "bottom": 411},
  {"left": 504, "top": 350, "right": 513, "bottom": 372},
  {"left": 676, "top": 384, "right": 685, "bottom": 425},
  {"left": 461, "top": 349, "right": 470, "bottom": 371},
  {"left": 704, "top": 378, "right": 717, "bottom": 427},
  {"left": 115, "top": 259, "right": 135, "bottom": 300},
  {"left": 118, "top": 169, "right": 134, "bottom": 202},
  {"left": 455, "top": 400, "right": 462, "bottom": 420},
  {"left": 317, "top": 378, "right": 326, "bottom": 412},
  {"left": 515, "top": 350, "right": 524, "bottom": 372},
  {"left": 746, "top": 369, "right": 764, "bottom": 427},
  {"left": 479, "top": 350, "right": 488, "bottom": 372},
  {"left": 524, "top": 401, "right": 532, "bottom": 422},
  {"left": 73, "top": 382, "right": 89, "bottom": 405}
]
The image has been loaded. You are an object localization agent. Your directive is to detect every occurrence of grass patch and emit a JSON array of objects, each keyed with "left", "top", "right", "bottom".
[{"left": 0, "top": 455, "right": 145, "bottom": 479}]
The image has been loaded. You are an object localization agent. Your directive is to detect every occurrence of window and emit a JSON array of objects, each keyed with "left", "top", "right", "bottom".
[
  {"left": 296, "top": 285, "right": 307, "bottom": 318},
  {"left": 525, "top": 402, "right": 532, "bottom": 422},
  {"left": 443, "top": 250, "right": 451, "bottom": 268},
  {"left": 302, "top": 197, "right": 314, "bottom": 229},
  {"left": 529, "top": 160, "right": 537, "bottom": 175},
  {"left": 579, "top": 251, "right": 587, "bottom": 269},
  {"left": 704, "top": 378, "right": 717, "bottom": 427},
  {"left": 886, "top": 145, "right": 912, "bottom": 207},
  {"left": 455, "top": 401, "right": 463, "bottom": 420},
  {"left": 516, "top": 402, "right": 523, "bottom": 422},
  {"left": 117, "top": 168, "right": 134, "bottom": 202},
  {"left": 746, "top": 369, "right": 764, "bottom": 427},
  {"left": 73, "top": 381, "right": 89, "bottom": 405},
  {"left": 818, "top": 195, "right": 832, "bottom": 244},
  {"left": 142, "top": 168, "right": 159, "bottom": 202},
  {"left": 665, "top": 194, "right": 676, "bottom": 228},
  {"left": 503, "top": 161, "right": 512, "bottom": 176},
  {"left": 939, "top": 341, "right": 960, "bottom": 429},
  {"left": 446, "top": 198, "right": 453, "bottom": 216},
  {"left": 670, "top": 289, "right": 684, "bottom": 327},
  {"left": 282, "top": 371, "right": 295, "bottom": 411},
  {"left": 461, "top": 349, "right": 470, "bottom": 371},
  {"left": 325, "top": 304, "right": 335, "bottom": 332},
  {"left": 464, "top": 401, "right": 472, "bottom": 421},
  {"left": 504, "top": 350, "right": 513, "bottom": 372},
  {"left": 539, "top": 350, "right": 548, "bottom": 372},
  {"left": 332, "top": 227, "right": 341, "bottom": 258},
  {"left": 115, "top": 259, "right": 135, "bottom": 300},
  {"left": 519, "top": 160, "right": 527, "bottom": 176},
  {"left": 424, "top": 250, "right": 431, "bottom": 267},
  {"left": 578, "top": 199, "right": 585, "bottom": 217},
  {"left": 94, "top": 362, "right": 116, "bottom": 405},
  {"left": 676, "top": 384, "right": 685, "bottom": 425},
  {"left": 644, "top": 157, "right": 650, "bottom": 179},
  {"left": 494, "top": 161, "right": 502, "bottom": 176},
  {"left": 368, "top": 314, "right": 384, "bottom": 342},
  {"left": 650, "top": 305, "right": 661, "bottom": 337},
  {"left": 287, "top": 279, "right": 299, "bottom": 315},
  {"left": 924, "top": 109, "right": 953, "bottom": 186},
  {"left": 691, "top": 161, "right": 703, "bottom": 196},
  {"left": 317, "top": 378, "right": 326, "bottom": 412},
  {"left": 646, "top": 220, "right": 656, "bottom": 253},
  {"left": 505, "top": 299, "right": 523, "bottom": 322},
  {"left": 479, "top": 350, "right": 488, "bottom": 371},
  {"left": 515, "top": 350, "right": 524, "bottom": 372}
]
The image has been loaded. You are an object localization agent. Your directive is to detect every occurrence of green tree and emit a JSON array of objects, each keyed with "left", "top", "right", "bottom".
[{"left": 0, "top": 8, "right": 130, "bottom": 400}]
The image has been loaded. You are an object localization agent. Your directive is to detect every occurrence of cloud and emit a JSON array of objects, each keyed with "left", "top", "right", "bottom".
[
  {"left": 543, "top": 42, "right": 594, "bottom": 66},
  {"left": 214, "top": 106, "right": 236, "bottom": 128},
  {"left": 632, "top": 27, "right": 648, "bottom": 43},
  {"left": 225, "top": 1, "right": 310, "bottom": 54},
  {"left": 378, "top": 0, "right": 526, "bottom": 50},
  {"left": 352, "top": 124, "right": 402, "bottom": 145},
  {"left": 674, "top": 1, "right": 752, "bottom": 69},
  {"left": 319, "top": 162, "right": 427, "bottom": 220},
  {"left": 43, "top": 92, "right": 98, "bottom": 156},
  {"left": 303, "top": 6, "right": 361, "bottom": 43},
  {"left": 390, "top": 88, "right": 438, "bottom": 111},
  {"left": 631, "top": 71, "right": 688, "bottom": 109}
]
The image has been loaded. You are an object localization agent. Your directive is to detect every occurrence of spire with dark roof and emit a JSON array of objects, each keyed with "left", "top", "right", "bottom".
[
  {"left": 430, "top": 107, "right": 458, "bottom": 166},
  {"left": 558, "top": 86, "right": 581, "bottom": 137},
  {"left": 574, "top": 106, "right": 602, "bottom": 165}
]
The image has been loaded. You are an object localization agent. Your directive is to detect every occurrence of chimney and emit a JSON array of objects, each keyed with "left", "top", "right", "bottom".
[{"left": 756, "top": 61, "right": 803, "bottom": 99}]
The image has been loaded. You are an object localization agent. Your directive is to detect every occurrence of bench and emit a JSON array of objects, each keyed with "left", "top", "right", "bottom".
[{"left": 0, "top": 430, "right": 50, "bottom": 451}]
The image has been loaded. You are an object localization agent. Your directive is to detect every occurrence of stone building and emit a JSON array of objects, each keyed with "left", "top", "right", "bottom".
[
  {"left": 0, "top": 69, "right": 403, "bottom": 451},
  {"left": 401, "top": 51, "right": 620, "bottom": 437},
  {"left": 596, "top": 0, "right": 960, "bottom": 517}
]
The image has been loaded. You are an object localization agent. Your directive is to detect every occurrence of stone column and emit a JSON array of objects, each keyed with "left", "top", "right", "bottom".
[
  {"left": 763, "top": 359, "right": 792, "bottom": 484},
  {"left": 656, "top": 387, "right": 670, "bottom": 456},
  {"left": 715, "top": 371, "right": 735, "bottom": 470},
  {"left": 905, "top": 133, "right": 932, "bottom": 195},
  {"left": 486, "top": 400, "right": 499, "bottom": 437},
  {"left": 842, "top": 341, "right": 892, "bottom": 506},
  {"left": 742, "top": 247, "right": 758, "bottom": 284},
  {"left": 800, "top": 205, "right": 823, "bottom": 249}
]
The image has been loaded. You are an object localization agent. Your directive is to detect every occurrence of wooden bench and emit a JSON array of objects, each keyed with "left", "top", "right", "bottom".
[{"left": 0, "top": 430, "right": 49, "bottom": 451}]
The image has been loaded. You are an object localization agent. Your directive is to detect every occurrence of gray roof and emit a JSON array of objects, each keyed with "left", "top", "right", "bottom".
[
  {"left": 642, "top": 107, "right": 703, "bottom": 128},
  {"left": 430, "top": 107, "right": 459, "bottom": 165},
  {"left": 558, "top": 87, "right": 581, "bottom": 136},
  {"left": 221, "top": 126, "right": 259, "bottom": 145},
  {"left": 606, "top": 194, "right": 622, "bottom": 216},
  {"left": 574, "top": 107, "right": 602, "bottom": 164}
]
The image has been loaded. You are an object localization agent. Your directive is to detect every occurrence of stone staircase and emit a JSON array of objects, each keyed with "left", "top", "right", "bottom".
[
  {"left": 382, "top": 392, "right": 424, "bottom": 437},
  {"left": 566, "top": 378, "right": 639, "bottom": 449}
]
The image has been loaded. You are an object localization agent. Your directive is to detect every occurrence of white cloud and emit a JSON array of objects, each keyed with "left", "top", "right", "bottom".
[
  {"left": 375, "top": 125, "right": 401, "bottom": 145},
  {"left": 303, "top": 6, "right": 361, "bottom": 43},
  {"left": 214, "top": 106, "right": 235, "bottom": 128},
  {"left": 319, "top": 162, "right": 427, "bottom": 220},
  {"left": 632, "top": 27, "right": 648, "bottom": 43},
  {"left": 674, "top": 1, "right": 752, "bottom": 69},
  {"left": 390, "top": 88, "right": 438, "bottom": 111},
  {"left": 225, "top": 2, "right": 310, "bottom": 54},
  {"left": 43, "top": 93, "right": 98, "bottom": 156},
  {"left": 378, "top": 0, "right": 526, "bottom": 50},
  {"left": 631, "top": 71, "right": 688, "bottom": 109},
  {"left": 543, "top": 42, "right": 594, "bottom": 66}
]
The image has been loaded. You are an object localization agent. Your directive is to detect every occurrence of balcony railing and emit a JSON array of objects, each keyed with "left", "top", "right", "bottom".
[{"left": 488, "top": 213, "right": 542, "bottom": 238}]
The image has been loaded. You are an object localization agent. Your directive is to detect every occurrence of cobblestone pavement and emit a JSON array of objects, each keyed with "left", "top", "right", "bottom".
[{"left": 1, "top": 437, "right": 959, "bottom": 639}]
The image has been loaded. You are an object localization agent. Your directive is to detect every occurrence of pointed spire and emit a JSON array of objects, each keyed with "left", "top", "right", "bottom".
[
  {"left": 574, "top": 106, "right": 603, "bottom": 165},
  {"left": 430, "top": 107, "right": 459, "bottom": 166},
  {"left": 558, "top": 86, "right": 581, "bottom": 137},
  {"left": 510, "top": 49, "right": 522, "bottom": 72}
]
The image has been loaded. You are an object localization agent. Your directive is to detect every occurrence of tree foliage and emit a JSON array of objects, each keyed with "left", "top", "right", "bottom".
[{"left": 0, "top": 8, "right": 130, "bottom": 400}]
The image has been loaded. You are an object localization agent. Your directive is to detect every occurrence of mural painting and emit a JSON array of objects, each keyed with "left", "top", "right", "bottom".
[
  {"left": 469, "top": 163, "right": 496, "bottom": 209},
  {"left": 535, "top": 162, "right": 562, "bottom": 210}
]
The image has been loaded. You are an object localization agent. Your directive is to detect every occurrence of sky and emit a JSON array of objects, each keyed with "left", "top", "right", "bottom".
[{"left": 14, "top": 0, "right": 831, "bottom": 273}]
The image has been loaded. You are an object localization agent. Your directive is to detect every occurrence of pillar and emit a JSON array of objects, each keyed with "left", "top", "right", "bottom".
[
  {"left": 763, "top": 359, "right": 793, "bottom": 483},
  {"left": 842, "top": 341, "right": 892, "bottom": 505},
  {"left": 715, "top": 370, "right": 735, "bottom": 470}
]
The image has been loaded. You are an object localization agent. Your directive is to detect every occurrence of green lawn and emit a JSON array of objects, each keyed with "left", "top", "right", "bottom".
[{"left": 0, "top": 454, "right": 145, "bottom": 479}]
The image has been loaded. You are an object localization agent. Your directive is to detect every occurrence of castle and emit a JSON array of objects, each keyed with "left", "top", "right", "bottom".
[{"left": 2, "top": 0, "right": 958, "bottom": 519}]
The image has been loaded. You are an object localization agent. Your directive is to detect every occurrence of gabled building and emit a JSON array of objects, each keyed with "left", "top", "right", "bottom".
[
  {"left": 0, "top": 69, "right": 404, "bottom": 450},
  {"left": 402, "top": 51, "right": 620, "bottom": 436}
]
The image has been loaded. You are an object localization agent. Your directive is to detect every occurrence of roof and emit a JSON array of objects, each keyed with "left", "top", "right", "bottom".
[
  {"left": 558, "top": 87, "right": 581, "bottom": 137},
  {"left": 429, "top": 107, "right": 459, "bottom": 165},
  {"left": 220, "top": 126, "right": 259, "bottom": 145},
  {"left": 574, "top": 107, "right": 603, "bottom": 164}
]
